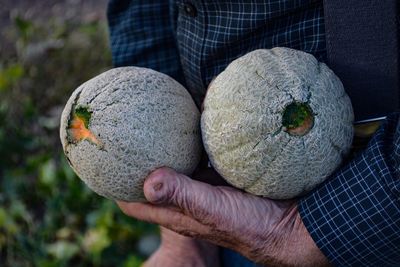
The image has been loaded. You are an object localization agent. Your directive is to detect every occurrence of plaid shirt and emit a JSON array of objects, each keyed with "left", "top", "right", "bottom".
[{"left": 107, "top": 1, "right": 400, "bottom": 266}]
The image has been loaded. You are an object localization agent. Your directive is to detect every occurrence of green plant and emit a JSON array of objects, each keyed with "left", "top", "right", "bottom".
[{"left": 0, "top": 13, "right": 158, "bottom": 267}]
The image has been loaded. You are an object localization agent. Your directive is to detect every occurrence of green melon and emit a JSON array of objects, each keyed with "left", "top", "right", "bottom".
[
  {"left": 201, "top": 47, "right": 354, "bottom": 199},
  {"left": 60, "top": 67, "right": 202, "bottom": 202}
]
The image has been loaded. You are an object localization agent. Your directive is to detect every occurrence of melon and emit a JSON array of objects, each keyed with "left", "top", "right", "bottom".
[
  {"left": 201, "top": 48, "right": 354, "bottom": 199},
  {"left": 60, "top": 67, "right": 202, "bottom": 202}
]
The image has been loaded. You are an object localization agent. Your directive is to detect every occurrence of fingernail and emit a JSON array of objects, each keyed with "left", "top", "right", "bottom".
[
  {"left": 153, "top": 182, "right": 163, "bottom": 192},
  {"left": 145, "top": 182, "right": 166, "bottom": 204}
]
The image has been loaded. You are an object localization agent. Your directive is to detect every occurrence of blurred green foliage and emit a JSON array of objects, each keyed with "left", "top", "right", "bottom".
[{"left": 0, "top": 13, "right": 158, "bottom": 267}]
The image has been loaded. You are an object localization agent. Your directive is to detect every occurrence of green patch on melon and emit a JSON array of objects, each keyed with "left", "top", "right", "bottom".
[
  {"left": 74, "top": 106, "right": 92, "bottom": 128},
  {"left": 282, "top": 102, "right": 314, "bottom": 136}
]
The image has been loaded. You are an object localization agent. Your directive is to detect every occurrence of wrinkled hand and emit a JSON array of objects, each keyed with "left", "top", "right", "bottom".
[{"left": 118, "top": 167, "right": 331, "bottom": 267}]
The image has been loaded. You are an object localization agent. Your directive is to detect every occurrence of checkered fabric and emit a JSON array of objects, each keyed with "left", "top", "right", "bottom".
[
  {"left": 108, "top": 0, "right": 326, "bottom": 106},
  {"left": 107, "top": 1, "right": 400, "bottom": 266},
  {"left": 299, "top": 114, "right": 400, "bottom": 266},
  {"left": 107, "top": 1, "right": 186, "bottom": 85}
]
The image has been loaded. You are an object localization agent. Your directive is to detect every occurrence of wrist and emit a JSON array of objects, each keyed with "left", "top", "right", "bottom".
[
  {"left": 155, "top": 227, "right": 220, "bottom": 267},
  {"left": 276, "top": 204, "right": 332, "bottom": 267},
  {"left": 239, "top": 202, "right": 331, "bottom": 267},
  {"left": 298, "top": 216, "right": 333, "bottom": 267}
]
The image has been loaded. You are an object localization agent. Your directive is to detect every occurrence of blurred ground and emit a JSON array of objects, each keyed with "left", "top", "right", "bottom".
[
  {"left": 0, "top": 1, "right": 159, "bottom": 266},
  {"left": 0, "top": 0, "right": 107, "bottom": 23},
  {"left": 0, "top": 0, "right": 108, "bottom": 58}
]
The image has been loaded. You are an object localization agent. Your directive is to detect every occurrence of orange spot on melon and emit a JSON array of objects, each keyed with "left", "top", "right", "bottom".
[{"left": 68, "top": 116, "right": 100, "bottom": 145}]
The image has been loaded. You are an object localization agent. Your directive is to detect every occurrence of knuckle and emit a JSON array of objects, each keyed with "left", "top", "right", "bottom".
[
  {"left": 166, "top": 177, "right": 180, "bottom": 200},
  {"left": 192, "top": 207, "right": 216, "bottom": 226}
]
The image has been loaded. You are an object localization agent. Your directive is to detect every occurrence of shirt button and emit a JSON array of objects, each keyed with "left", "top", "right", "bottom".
[{"left": 181, "top": 2, "right": 197, "bottom": 17}]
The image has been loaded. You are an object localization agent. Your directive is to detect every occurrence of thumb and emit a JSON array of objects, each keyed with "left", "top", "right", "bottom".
[{"left": 143, "top": 167, "right": 222, "bottom": 224}]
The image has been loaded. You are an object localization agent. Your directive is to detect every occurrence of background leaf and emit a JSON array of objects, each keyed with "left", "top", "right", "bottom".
[{"left": 0, "top": 1, "right": 158, "bottom": 266}]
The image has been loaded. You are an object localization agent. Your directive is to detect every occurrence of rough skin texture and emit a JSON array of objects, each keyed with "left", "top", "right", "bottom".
[
  {"left": 60, "top": 67, "right": 202, "bottom": 202},
  {"left": 201, "top": 47, "right": 354, "bottom": 199}
]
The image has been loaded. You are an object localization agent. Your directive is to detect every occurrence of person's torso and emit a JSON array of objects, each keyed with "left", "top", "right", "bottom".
[{"left": 169, "top": 0, "right": 326, "bottom": 104}]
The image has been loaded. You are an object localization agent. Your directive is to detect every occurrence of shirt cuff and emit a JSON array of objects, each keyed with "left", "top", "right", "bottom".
[{"left": 298, "top": 114, "right": 400, "bottom": 266}]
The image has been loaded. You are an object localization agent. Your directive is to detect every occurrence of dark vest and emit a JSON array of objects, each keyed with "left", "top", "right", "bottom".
[{"left": 324, "top": 0, "right": 399, "bottom": 123}]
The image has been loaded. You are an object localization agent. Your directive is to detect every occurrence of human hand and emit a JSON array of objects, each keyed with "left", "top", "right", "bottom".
[
  {"left": 143, "top": 227, "right": 219, "bottom": 267},
  {"left": 118, "top": 167, "right": 331, "bottom": 267}
]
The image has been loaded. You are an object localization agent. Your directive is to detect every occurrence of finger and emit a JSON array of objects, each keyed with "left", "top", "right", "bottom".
[
  {"left": 117, "top": 201, "right": 241, "bottom": 251},
  {"left": 116, "top": 201, "right": 210, "bottom": 238},
  {"left": 142, "top": 167, "right": 228, "bottom": 226}
]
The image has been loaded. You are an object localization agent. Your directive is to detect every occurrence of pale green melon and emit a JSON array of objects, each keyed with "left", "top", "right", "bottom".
[
  {"left": 60, "top": 67, "right": 202, "bottom": 202},
  {"left": 201, "top": 47, "right": 354, "bottom": 199}
]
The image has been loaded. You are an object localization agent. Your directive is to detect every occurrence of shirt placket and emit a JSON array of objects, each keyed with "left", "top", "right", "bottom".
[{"left": 175, "top": 0, "right": 208, "bottom": 106}]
